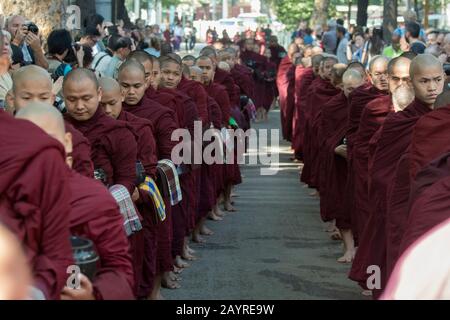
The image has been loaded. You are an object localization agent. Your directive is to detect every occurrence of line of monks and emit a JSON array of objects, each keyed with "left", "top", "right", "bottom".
[
  {"left": 0, "top": 38, "right": 271, "bottom": 300},
  {"left": 278, "top": 41, "right": 450, "bottom": 298}
]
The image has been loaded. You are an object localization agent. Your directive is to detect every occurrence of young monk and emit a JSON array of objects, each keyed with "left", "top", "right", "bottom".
[
  {"left": 9, "top": 65, "right": 93, "bottom": 177},
  {"left": 350, "top": 54, "right": 445, "bottom": 298},
  {"left": 98, "top": 77, "right": 159, "bottom": 298},
  {"left": 117, "top": 60, "right": 178, "bottom": 299},
  {"left": 16, "top": 103, "right": 135, "bottom": 300},
  {"left": 0, "top": 107, "right": 73, "bottom": 300}
]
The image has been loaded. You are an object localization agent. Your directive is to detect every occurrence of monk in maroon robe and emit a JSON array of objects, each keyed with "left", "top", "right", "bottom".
[
  {"left": 0, "top": 110, "right": 73, "bottom": 300},
  {"left": 117, "top": 61, "right": 179, "bottom": 299},
  {"left": 268, "top": 36, "right": 287, "bottom": 69},
  {"left": 276, "top": 43, "right": 299, "bottom": 142},
  {"left": 8, "top": 65, "right": 94, "bottom": 179},
  {"left": 350, "top": 54, "right": 445, "bottom": 298},
  {"left": 385, "top": 104, "right": 450, "bottom": 278},
  {"left": 16, "top": 103, "right": 135, "bottom": 300}
]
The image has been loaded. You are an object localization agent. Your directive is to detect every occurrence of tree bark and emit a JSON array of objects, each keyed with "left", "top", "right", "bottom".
[
  {"left": 115, "top": 0, "right": 133, "bottom": 27},
  {"left": 0, "top": 0, "right": 66, "bottom": 37},
  {"left": 356, "top": 0, "right": 369, "bottom": 27},
  {"left": 311, "top": 0, "right": 329, "bottom": 29},
  {"left": 383, "top": 0, "right": 397, "bottom": 43}
]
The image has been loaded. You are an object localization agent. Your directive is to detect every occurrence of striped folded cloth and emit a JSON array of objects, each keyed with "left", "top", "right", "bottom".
[
  {"left": 157, "top": 159, "right": 182, "bottom": 206},
  {"left": 109, "top": 185, "right": 142, "bottom": 237},
  {"left": 139, "top": 176, "right": 166, "bottom": 222}
]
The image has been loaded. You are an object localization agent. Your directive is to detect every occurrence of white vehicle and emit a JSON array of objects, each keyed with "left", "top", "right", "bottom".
[
  {"left": 237, "top": 12, "right": 269, "bottom": 30},
  {"left": 217, "top": 18, "right": 245, "bottom": 37}
]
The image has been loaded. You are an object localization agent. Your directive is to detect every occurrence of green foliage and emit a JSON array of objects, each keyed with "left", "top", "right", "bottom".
[{"left": 270, "top": 0, "right": 314, "bottom": 30}]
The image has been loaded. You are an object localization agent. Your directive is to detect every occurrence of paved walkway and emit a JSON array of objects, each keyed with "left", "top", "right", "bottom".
[{"left": 164, "top": 110, "right": 364, "bottom": 300}]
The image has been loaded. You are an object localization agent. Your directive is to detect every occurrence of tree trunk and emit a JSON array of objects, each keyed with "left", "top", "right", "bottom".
[
  {"left": 75, "top": 0, "right": 96, "bottom": 29},
  {"left": 383, "top": 0, "right": 397, "bottom": 43},
  {"left": 115, "top": 0, "right": 133, "bottom": 27},
  {"left": 356, "top": 0, "right": 369, "bottom": 26},
  {"left": 0, "top": 0, "right": 66, "bottom": 37},
  {"left": 311, "top": 0, "right": 329, "bottom": 29}
]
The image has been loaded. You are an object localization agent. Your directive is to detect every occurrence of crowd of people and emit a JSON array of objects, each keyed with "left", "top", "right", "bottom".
[
  {"left": 0, "top": 11, "right": 280, "bottom": 300},
  {"left": 278, "top": 12, "right": 450, "bottom": 299}
]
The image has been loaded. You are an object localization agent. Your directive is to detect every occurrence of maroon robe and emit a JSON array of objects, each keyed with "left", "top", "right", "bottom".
[
  {"left": 231, "top": 64, "right": 255, "bottom": 102},
  {"left": 318, "top": 92, "right": 350, "bottom": 224},
  {"left": 399, "top": 152, "right": 450, "bottom": 257},
  {"left": 269, "top": 44, "right": 287, "bottom": 69},
  {"left": 261, "top": 58, "right": 277, "bottom": 111},
  {"left": 303, "top": 77, "right": 340, "bottom": 190},
  {"left": 214, "top": 67, "right": 240, "bottom": 108},
  {"left": 69, "top": 171, "right": 134, "bottom": 300},
  {"left": 65, "top": 121, "right": 93, "bottom": 178},
  {"left": 343, "top": 83, "right": 387, "bottom": 238},
  {"left": 276, "top": 56, "right": 296, "bottom": 141},
  {"left": 178, "top": 76, "right": 209, "bottom": 125},
  {"left": 240, "top": 50, "right": 269, "bottom": 111},
  {"left": 349, "top": 99, "right": 432, "bottom": 298},
  {"left": 123, "top": 96, "right": 178, "bottom": 277},
  {"left": 292, "top": 66, "right": 315, "bottom": 159},
  {"left": 0, "top": 111, "right": 73, "bottom": 300},
  {"left": 66, "top": 108, "right": 138, "bottom": 195},
  {"left": 352, "top": 95, "right": 391, "bottom": 237},
  {"left": 385, "top": 105, "right": 450, "bottom": 278}
]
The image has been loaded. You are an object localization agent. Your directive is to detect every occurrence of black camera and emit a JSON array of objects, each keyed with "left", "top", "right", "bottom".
[
  {"left": 26, "top": 22, "right": 39, "bottom": 35},
  {"left": 444, "top": 63, "right": 450, "bottom": 76}
]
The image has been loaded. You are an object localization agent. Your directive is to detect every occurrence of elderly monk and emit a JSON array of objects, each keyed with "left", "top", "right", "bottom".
[
  {"left": 16, "top": 103, "right": 134, "bottom": 300},
  {"left": 117, "top": 60, "right": 177, "bottom": 300},
  {"left": 0, "top": 109, "right": 73, "bottom": 300},
  {"left": 352, "top": 56, "right": 411, "bottom": 239},
  {"left": 98, "top": 77, "right": 159, "bottom": 298},
  {"left": 10, "top": 65, "right": 94, "bottom": 177},
  {"left": 276, "top": 43, "right": 300, "bottom": 142},
  {"left": 350, "top": 54, "right": 445, "bottom": 298}
]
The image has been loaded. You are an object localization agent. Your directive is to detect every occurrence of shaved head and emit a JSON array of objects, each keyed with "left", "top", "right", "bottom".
[
  {"left": 435, "top": 90, "right": 450, "bottom": 109},
  {"left": 99, "top": 77, "right": 121, "bottom": 94},
  {"left": 311, "top": 46, "right": 324, "bottom": 56},
  {"left": 99, "top": 77, "right": 123, "bottom": 119},
  {"left": 368, "top": 55, "right": 389, "bottom": 91},
  {"left": 200, "top": 46, "right": 217, "bottom": 58},
  {"left": 118, "top": 60, "right": 146, "bottom": 79},
  {"left": 347, "top": 61, "right": 366, "bottom": 79},
  {"left": 410, "top": 54, "right": 445, "bottom": 108},
  {"left": 343, "top": 69, "right": 365, "bottom": 97},
  {"left": 118, "top": 60, "right": 147, "bottom": 105},
  {"left": 11, "top": 65, "right": 55, "bottom": 112},
  {"left": 388, "top": 56, "right": 413, "bottom": 95},
  {"left": 15, "top": 102, "right": 73, "bottom": 166},
  {"left": 63, "top": 68, "right": 99, "bottom": 90},
  {"left": 312, "top": 54, "right": 324, "bottom": 76},
  {"left": 218, "top": 61, "right": 230, "bottom": 72},
  {"left": 331, "top": 63, "right": 348, "bottom": 88}
]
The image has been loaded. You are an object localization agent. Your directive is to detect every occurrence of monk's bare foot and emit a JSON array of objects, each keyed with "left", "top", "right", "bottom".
[
  {"left": 208, "top": 211, "right": 223, "bottom": 221},
  {"left": 362, "top": 290, "right": 372, "bottom": 296},
  {"left": 309, "top": 190, "right": 319, "bottom": 197},
  {"left": 337, "top": 249, "right": 356, "bottom": 263},
  {"left": 162, "top": 272, "right": 181, "bottom": 289},
  {"left": 200, "top": 224, "right": 214, "bottom": 236},
  {"left": 192, "top": 232, "right": 206, "bottom": 243},
  {"left": 175, "top": 256, "right": 190, "bottom": 269},
  {"left": 330, "top": 230, "right": 342, "bottom": 241},
  {"left": 182, "top": 251, "right": 197, "bottom": 261},
  {"left": 214, "top": 206, "right": 226, "bottom": 217},
  {"left": 173, "top": 266, "right": 184, "bottom": 274},
  {"left": 224, "top": 201, "right": 236, "bottom": 212},
  {"left": 169, "top": 271, "right": 182, "bottom": 281},
  {"left": 186, "top": 244, "right": 196, "bottom": 254},
  {"left": 324, "top": 221, "right": 337, "bottom": 232}
]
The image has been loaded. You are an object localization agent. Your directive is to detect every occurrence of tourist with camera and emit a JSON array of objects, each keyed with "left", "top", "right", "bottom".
[{"left": 6, "top": 15, "right": 48, "bottom": 70}]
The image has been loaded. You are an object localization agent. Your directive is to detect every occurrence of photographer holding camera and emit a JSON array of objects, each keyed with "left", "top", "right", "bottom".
[{"left": 6, "top": 15, "right": 48, "bottom": 70}]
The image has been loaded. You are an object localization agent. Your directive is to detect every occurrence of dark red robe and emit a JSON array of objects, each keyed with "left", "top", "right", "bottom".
[
  {"left": 65, "top": 121, "right": 93, "bottom": 178},
  {"left": 399, "top": 152, "right": 450, "bottom": 258},
  {"left": 352, "top": 95, "right": 392, "bottom": 237},
  {"left": 0, "top": 111, "right": 73, "bottom": 300},
  {"left": 66, "top": 108, "right": 138, "bottom": 195},
  {"left": 178, "top": 76, "right": 209, "bottom": 125},
  {"left": 276, "top": 56, "right": 296, "bottom": 142},
  {"left": 292, "top": 66, "right": 315, "bottom": 159},
  {"left": 123, "top": 96, "right": 178, "bottom": 279},
  {"left": 318, "top": 92, "right": 350, "bottom": 225},
  {"left": 240, "top": 50, "right": 268, "bottom": 111},
  {"left": 69, "top": 171, "right": 134, "bottom": 300},
  {"left": 214, "top": 67, "right": 240, "bottom": 108},
  {"left": 349, "top": 99, "right": 432, "bottom": 298},
  {"left": 385, "top": 105, "right": 450, "bottom": 278}
]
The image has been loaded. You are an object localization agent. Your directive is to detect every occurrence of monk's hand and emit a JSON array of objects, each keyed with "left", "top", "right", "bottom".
[
  {"left": 52, "top": 76, "right": 64, "bottom": 95},
  {"left": 61, "top": 274, "right": 95, "bottom": 300},
  {"left": 334, "top": 144, "right": 347, "bottom": 159},
  {"left": 132, "top": 187, "right": 140, "bottom": 202},
  {"left": 25, "top": 32, "right": 42, "bottom": 53}
]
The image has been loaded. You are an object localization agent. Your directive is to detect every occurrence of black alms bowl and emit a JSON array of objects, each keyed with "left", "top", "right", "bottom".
[{"left": 70, "top": 236, "right": 99, "bottom": 281}]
